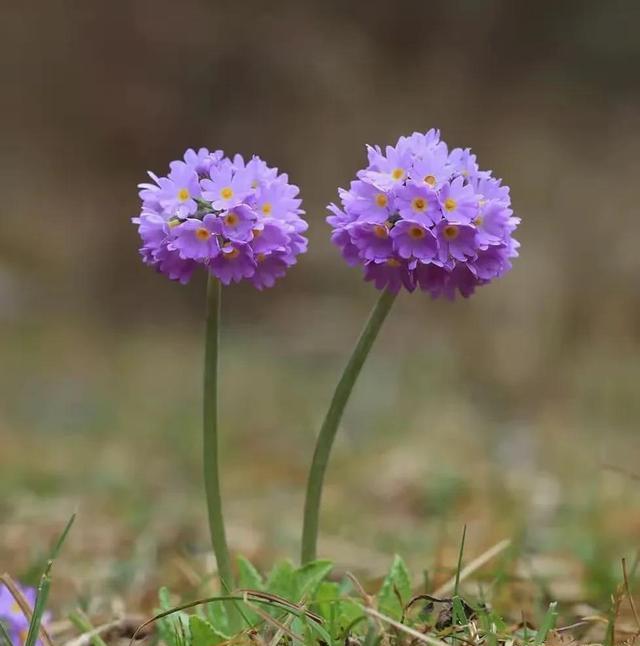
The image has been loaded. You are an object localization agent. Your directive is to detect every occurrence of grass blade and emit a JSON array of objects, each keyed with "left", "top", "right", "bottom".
[
  {"left": 433, "top": 538, "right": 511, "bottom": 597},
  {"left": 454, "top": 524, "right": 467, "bottom": 597},
  {"left": 25, "top": 513, "right": 76, "bottom": 646},
  {"left": 0, "top": 621, "right": 14, "bottom": 646},
  {"left": 534, "top": 602, "right": 558, "bottom": 646},
  {"left": 67, "top": 609, "right": 110, "bottom": 646}
]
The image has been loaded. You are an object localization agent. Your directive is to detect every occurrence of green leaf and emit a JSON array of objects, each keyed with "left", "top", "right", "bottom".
[
  {"left": 158, "top": 587, "right": 173, "bottom": 611},
  {"left": 233, "top": 556, "right": 265, "bottom": 626},
  {"left": 293, "top": 559, "right": 333, "bottom": 600},
  {"left": 237, "top": 556, "right": 264, "bottom": 590},
  {"left": 312, "top": 580, "right": 365, "bottom": 640},
  {"left": 156, "top": 588, "right": 190, "bottom": 646},
  {"left": 188, "top": 615, "right": 228, "bottom": 646},
  {"left": 266, "top": 559, "right": 296, "bottom": 601},
  {"left": 377, "top": 555, "right": 412, "bottom": 621},
  {"left": 313, "top": 581, "right": 340, "bottom": 623},
  {"left": 204, "top": 600, "right": 229, "bottom": 637},
  {"left": 452, "top": 596, "right": 468, "bottom": 626}
]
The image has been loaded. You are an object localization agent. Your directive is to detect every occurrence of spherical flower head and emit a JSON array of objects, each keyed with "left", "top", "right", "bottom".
[
  {"left": 133, "top": 150, "right": 308, "bottom": 288},
  {"left": 0, "top": 583, "right": 51, "bottom": 646},
  {"left": 326, "top": 129, "right": 520, "bottom": 298}
]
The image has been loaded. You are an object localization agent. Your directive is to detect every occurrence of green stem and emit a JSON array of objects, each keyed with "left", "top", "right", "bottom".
[
  {"left": 301, "top": 289, "right": 398, "bottom": 563},
  {"left": 203, "top": 276, "right": 238, "bottom": 628}
]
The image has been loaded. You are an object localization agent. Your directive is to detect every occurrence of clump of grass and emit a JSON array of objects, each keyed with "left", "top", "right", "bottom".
[{"left": 127, "top": 541, "right": 636, "bottom": 646}]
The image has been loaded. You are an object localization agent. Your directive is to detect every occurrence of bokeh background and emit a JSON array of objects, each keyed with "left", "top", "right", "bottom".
[{"left": 2, "top": 0, "right": 640, "bottom": 616}]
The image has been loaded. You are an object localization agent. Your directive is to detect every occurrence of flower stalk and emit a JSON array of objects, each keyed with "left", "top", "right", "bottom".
[
  {"left": 301, "top": 289, "right": 398, "bottom": 563},
  {"left": 203, "top": 275, "right": 238, "bottom": 627}
]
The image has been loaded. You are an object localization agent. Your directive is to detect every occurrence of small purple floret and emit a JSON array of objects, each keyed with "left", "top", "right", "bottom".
[
  {"left": 326, "top": 129, "right": 520, "bottom": 298},
  {"left": 0, "top": 583, "right": 51, "bottom": 646}
]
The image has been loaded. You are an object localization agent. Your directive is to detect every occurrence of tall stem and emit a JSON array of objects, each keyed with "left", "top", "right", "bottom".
[
  {"left": 301, "top": 289, "right": 398, "bottom": 563},
  {"left": 203, "top": 276, "right": 237, "bottom": 624}
]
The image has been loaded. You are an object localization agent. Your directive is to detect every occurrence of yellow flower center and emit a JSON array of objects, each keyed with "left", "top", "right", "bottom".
[
  {"left": 411, "top": 197, "right": 427, "bottom": 212},
  {"left": 12, "top": 601, "right": 21, "bottom": 614},
  {"left": 391, "top": 168, "right": 405, "bottom": 181},
  {"left": 444, "top": 197, "right": 457, "bottom": 212},
  {"left": 195, "top": 227, "right": 210, "bottom": 241},
  {"left": 252, "top": 228, "right": 262, "bottom": 238},
  {"left": 220, "top": 187, "right": 233, "bottom": 200},
  {"left": 224, "top": 212, "right": 239, "bottom": 227},
  {"left": 409, "top": 225, "right": 425, "bottom": 239},
  {"left": 424, "top": 175, "right": 436, "bottom": 186},
  {"left": 443, "top": 225, "right": 459, "bottom": 240},
  {"left": 386, "top": 258, "right": 401, "bottom": 267},
  {"left": 256, "top": 253, "right": 266, "bottom": 263},
  {"left": 375, "top": 193, "right": 388, "bottom": 208},
  {"left": 178, "top": 188, "right": 190, "bottom": 201},
  {"left": 226, "top": 248, "right": 240, "bottom": 260},
  {"left": 473, "top": 215, "right": 483, "bottom": 226},
  {"left": 373, "top": 224, "right": 388, "bottom": 239},
  {"left": 261, "top": 202, "right": 272, "bottom": 215}
]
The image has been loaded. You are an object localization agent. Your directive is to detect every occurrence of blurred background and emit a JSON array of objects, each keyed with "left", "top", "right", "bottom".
[{"left": 2, "top": 0, "right": 640, "bottom": 616}]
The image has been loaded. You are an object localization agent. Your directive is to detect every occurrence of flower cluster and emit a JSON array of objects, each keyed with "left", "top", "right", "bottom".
[
  {"left": 134, "top": 149, "right": 308, "bottom": 288},
  {"left": 327, "top": 130, "right": 520, "bottom": 297},
  {"left": 0, "top": 584, "right": 50, "bottom": 646}
]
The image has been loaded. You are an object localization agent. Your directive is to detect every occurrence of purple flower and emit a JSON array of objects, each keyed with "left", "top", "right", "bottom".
[
  {"left": 209, "top": 244, "right": 256, "bottom": 285},
  {"left": 183, "top": 147, "right": 224, "bottom": 177},
  {"left": 250, "top": 220, "right": 289, "bottom": 254},
  {"left": 436, "top": 221, "right": 477, "bottom": 263},
  {"left": 395, "top": 183, "right": 440, "bottom": 225},
  {"left": 241, "top": 156, "right": 279, "bottom": 188},
  {"left": 438, "top": 176, "right": 478, "bottom": 224},
  {"left": 472, "top": 175, "right": 510, "bottom": 204},
  {"left": 415, "top": 263, "right": 449, "bottom": 297},
  {"left": 360, "top": 145, "right": 413, "bottom": 190},
  {"left": 442, "top": 265, "right": 478, "bottom": 298},
  {"left": 345, "top": 181, "right": 393, "bottom": 223},
  {"left": 0, "top": 583, "right": 51, "bottom": 646},
  {"left": 327, "top": 129, "right": 520, "bottom": 297},
  {"left": 218, "top": 204, "right": 256, "bottom": 242},
  {"left": 201, "top": 164, "right": 251, "bottom": 211},
  {"left": 254, "top": 179, "right": 297, "bottom": 220},
  {"left": 154, "top": 245, "right": 197, "bottom": 284},
  {"left": 470, "top": 244, "right": 514, "bottom": 280},
  {"left": 390, "top": 220, "right": 439, "bottom": 262},
  {"left": 161, "top": 161, "right": 202, "bottom": 217},
  {"left": 251, "top": 252, "right": 291, "bottom": 290},
  {"left": 448, "top": 147, "right": 490, "bottom": 182},
  {"left": 474, "top": 201, "right": 512, "bottom": 247},
  {"left": 351, "top": 222, "right": 394, "bottom": 261},
  {"left": 134, "top": 150, "right": 308, "bottom": 287},
  {"left": 134, "top": 212, "right": 168, "bottom": 252},
  {"left": 408, "top": 147, "right": 452, "bottom": 189},
  {"left": 364, "top": 259, "right": 415, "bottom": 293},
  {"left": 171, "top": 215, "right": 220, "bottom": 261},
  {"left": 138, "top": 164, "right": 201, "bottom": 219}
]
